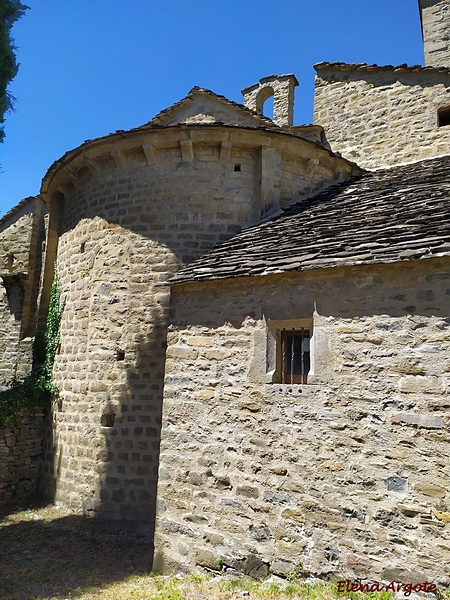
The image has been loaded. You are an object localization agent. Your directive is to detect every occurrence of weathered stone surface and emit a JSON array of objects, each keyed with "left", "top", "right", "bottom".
[
  {"left": 414, "top": 482, "right": 447, "bottom": 498},
  {"left": 243, "top": 554, "right": 269, "bottom": 579},
  {"left": 435, "top": 511, "right": 450, "bottom": 521},
  {"left": 314, "top": 63, "right": 450, "bottom": 169},
  {"left": 420, "top": 0, "right": 450, "bottom": 68},
  {"left": 156, "top": 258, "right": 450, "bottom": 581},
  {"left": 391, "top": 413, "right": 446, "bottom": 429},
  {"left": 0, "top": 197, "right": 47, "bottom": 387},
  {"left": 193, "top": 547, "right": 218, "bottom": 570},
  {"left": 37, "top": 110, "right": 356, "bottom": 522},
  {"left": 0, "top": 413, "right": 45, "bottom": 507},
  {"left": 384, "top": 476, "right": 408, "bottom": 492},
  {"left": 3, "top": 15, "right": 450, "bottom": 586},
  {"left": 170, "top": 157, "right": 450, "bottom": 285}
]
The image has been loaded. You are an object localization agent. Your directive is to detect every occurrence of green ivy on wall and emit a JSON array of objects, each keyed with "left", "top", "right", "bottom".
[{"left": 0, "top": 272, "right": 65, "bottom": 427}]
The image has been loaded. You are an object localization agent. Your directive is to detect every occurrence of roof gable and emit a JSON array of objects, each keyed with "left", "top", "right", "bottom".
[
  {"left": 145, "top": 87, "right": 278, "bottom": 128},
  {"left": 0, "top": 196, "right": 39, "bottom": 230}
]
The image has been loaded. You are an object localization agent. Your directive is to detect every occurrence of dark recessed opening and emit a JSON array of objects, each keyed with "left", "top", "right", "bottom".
[
  {"left": 101, "top": 413, "right": 115, "bottom": 427},
  {"left": 80, "top": 242, "right": 86, "bottom": 253},
  {"left": 7, "top": 253, "right": 14, "bottom": 271},
  {"left": 234, "top": 163, "right": 241, "bottom": 172},
  {"left": 438, "top": 106, "right": 450, "bottom": 127},
  {"left": 116, "top": 349, "right": 125, "bottom": 361}
]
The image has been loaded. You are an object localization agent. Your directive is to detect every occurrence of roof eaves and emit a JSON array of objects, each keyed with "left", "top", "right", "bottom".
[{"left": 314, "top": 61, "right": 450, "bottom": 76}]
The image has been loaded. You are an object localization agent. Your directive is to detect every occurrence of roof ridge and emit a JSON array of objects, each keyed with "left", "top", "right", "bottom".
[{"left": 142, "top": 85, "right": 279, "bottom": 129}]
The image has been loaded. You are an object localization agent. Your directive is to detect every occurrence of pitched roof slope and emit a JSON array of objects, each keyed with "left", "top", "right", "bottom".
[
  {"left": 140, "top": 86, "right": 278, "bottom": 129},
  {"left": 170, "top": 156, "right": 450, "bottom": 284}
]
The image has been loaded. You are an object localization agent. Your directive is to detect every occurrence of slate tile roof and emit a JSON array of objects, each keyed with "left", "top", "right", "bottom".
[
  {"left": 142, "top": 86, "right": 278, "bottom": 129},
  {"left": 170, "top": 156, "right": 450, "bottom": 285}
]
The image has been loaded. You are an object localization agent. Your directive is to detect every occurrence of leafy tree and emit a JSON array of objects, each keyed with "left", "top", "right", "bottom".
[{"left": 0, "top": 0, "right": 28, "bottom": 142}]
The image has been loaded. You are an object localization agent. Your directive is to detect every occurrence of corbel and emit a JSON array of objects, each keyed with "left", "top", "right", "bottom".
[
  {"left": 66, "top": 168, "right": 79, "bottom": 187},
  {"left": 142, "top": 143, "right": 156, "bottom": 165},
  {"left": 306, "top": 158, "right": 319, "bottom": 178},
  {"left": 56, "top": 182, "right": 73, "bottom": 197},
  {"left": 84, "top": 157, "right": 100, "bottom": 178},
  {"left": 220, "top": 140, "right": 232, "bottom": 163},
  {"left": 111, "top": 149, "right": 127, "bottom": 169},
  {"left": 180, "top": 139, "right": 194, "bottom": 163}
]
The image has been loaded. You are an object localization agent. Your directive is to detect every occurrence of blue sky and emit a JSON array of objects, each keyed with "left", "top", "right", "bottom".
[{"left": 0, "top": 0, "right": 423, "bottom": 217}]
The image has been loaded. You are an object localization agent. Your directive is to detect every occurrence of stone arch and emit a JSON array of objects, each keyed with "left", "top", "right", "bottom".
[
  {"left": 242, "top": 74, "right": 299, "bottom": 127},
  {"left": 255, "top": 85, "right": 275, "bottom": 116}
]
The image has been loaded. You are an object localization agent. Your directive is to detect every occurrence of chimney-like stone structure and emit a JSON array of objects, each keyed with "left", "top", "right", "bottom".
[
  {"left": 419, "top": 0, "right": 450, "bottom": 67},
  {"left": 242, "top": 74, "right": 298, "bottom": 127}
]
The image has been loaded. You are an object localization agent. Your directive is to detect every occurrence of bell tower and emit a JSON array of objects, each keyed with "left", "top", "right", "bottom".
[
  {"left": 419, "top": 0, "right": 450, "bottom": 67},
  {"left": 242, "top": 74, "right": 298, "bottom": 127}
]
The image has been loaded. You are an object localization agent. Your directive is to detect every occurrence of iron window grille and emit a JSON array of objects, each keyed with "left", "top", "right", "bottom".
[{"left": 280, "top": 327, "right": 310, "bottom": 384}]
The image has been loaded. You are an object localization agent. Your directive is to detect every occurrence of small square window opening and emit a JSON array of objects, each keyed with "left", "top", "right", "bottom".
[
  {"left": 438, "top": 106, "right": 450, "bottom": 127},
  {"left": 280, "top": 328, "right": 310, "bottom": 384}
]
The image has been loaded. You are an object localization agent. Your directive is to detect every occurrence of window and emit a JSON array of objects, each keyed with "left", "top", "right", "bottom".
[
  {"left": 266, "top": 318, "right": 313, "bottom": 384},
  {"left": 279, "top": 328, "right": 310, "bottom": 384},
  {"left": 438, "top": 106, "right": 450, "bottom": 127}
]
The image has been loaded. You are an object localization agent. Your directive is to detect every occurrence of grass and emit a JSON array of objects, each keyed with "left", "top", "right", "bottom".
[{"left": 1, "top": 502, "right": 448, "bottom": 599}]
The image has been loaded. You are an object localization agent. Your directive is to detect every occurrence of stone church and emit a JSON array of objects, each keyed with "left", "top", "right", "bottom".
[{"left": 1, "top": 0, "right": 450, "bottom": 585}]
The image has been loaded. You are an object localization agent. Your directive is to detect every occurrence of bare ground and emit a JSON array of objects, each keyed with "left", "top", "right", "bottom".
[
  {"left": 1, "top": 501, "right": 446, "bottom": 600},
  {"left": 0, "top": 500, "right": 153, "bottom": 599}
]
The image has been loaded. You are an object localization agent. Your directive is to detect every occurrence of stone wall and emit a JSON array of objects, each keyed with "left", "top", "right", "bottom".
[
  {"left": 0, "top": 198, "right": 47, "bottom": 387},
  {"left": 155, "top": 257, "right": 450, "bottom": 584},
  {"left": 420, "top": 0, "right": 450, "bottom": 68},
  {"left": 40, "top": 127, "right": 356, "bottom": 521},
  {"left": 0, "top": 412, "right": 45, "bottom": 506},
  {"left": 242, "top": 75, "right": 298, "bottom": 127},
  {"left": 314, "top": 64, "right": 450, "bottom": 169}
]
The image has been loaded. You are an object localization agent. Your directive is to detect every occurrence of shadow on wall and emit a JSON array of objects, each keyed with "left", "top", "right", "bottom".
[
  {"left": 168, "top": 261, "right": 450, "bottom": 331},
  {"left": 2, "top": 278, "right": 24, "bottom": 322},
  {"left": 0, "top": 508, "right": 153, "bottom": 599},
  {"left": 37, "top": 153, "right": 252, "bottom": 533},
  {"left": 97, "top": 333, "right": 167, "bottom": 529}
]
